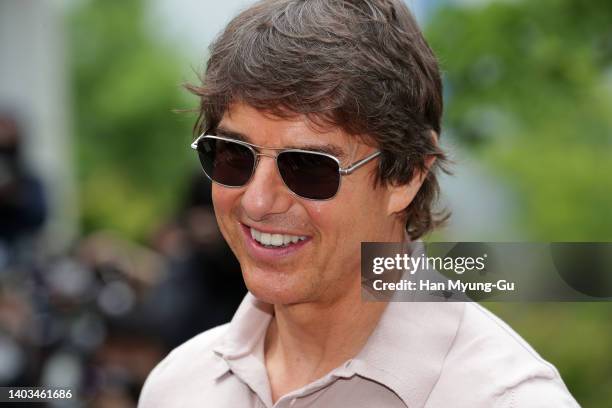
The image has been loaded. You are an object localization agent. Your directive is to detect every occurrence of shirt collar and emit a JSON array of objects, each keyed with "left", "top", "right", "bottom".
[
  {"left": 352, "top": 300, "right": 465, "bottom": 407},
  {"left": 212, "top": 293, "right": 273, "bottom": 363},
  {"left": 213, "top": 293, "right": 465, "bottom": 408},
  {"left": 213, "top": 233, "right": 465, "bottom": 408}
]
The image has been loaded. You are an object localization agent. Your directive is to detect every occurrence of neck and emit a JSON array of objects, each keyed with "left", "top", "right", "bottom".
[{"left": 264, "top": 273, "right": 387, "bottom": 401}]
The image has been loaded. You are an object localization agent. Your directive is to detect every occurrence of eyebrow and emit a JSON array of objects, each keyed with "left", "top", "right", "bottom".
[{"left": 213, "top": 126, "right": 346, "bottom": 158}]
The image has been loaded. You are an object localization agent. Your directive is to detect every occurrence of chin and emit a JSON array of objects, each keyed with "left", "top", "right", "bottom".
[{"left": 241, "top": 263, "right": 311, "bottom": 305}]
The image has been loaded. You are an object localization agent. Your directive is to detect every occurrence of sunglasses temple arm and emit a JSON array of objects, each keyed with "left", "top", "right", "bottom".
[
  {"left": 339, "top": 151, "right": 381, "bottom": 175},
  {"left": 190, "top": 134, "right": 205, "bottom": 150}
]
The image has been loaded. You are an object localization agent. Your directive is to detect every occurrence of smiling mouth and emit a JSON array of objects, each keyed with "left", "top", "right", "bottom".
[{"left": 249, "top": 226, "right": 308, "bottom": 249}]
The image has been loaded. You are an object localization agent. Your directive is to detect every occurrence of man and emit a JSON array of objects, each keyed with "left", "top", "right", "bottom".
[{"left": 139, "top": 0, "right": 579, "bottom": 406}]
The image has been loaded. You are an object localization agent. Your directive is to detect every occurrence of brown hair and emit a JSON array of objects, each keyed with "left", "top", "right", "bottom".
[{"left": 187, "top": 0, "right": 449, "bottom": 239}]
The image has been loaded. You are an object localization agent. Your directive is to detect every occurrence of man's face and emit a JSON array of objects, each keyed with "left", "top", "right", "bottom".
[{"left": 212, "top": 102, "right": 405, "bottom": 305}]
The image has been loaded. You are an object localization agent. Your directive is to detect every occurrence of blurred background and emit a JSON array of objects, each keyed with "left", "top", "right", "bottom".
[{"left": 0, "top": 0, "right": 610, "bottom": 406}]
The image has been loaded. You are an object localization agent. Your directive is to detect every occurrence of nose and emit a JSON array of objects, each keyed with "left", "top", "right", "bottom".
[{"left": 240, "top": 155, "right": 293, "bottom": 221}]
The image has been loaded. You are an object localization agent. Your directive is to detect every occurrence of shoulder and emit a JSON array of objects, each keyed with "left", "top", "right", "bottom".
[
  {"left": 427, "top": 303, "right": 579, "bottom": 407},
  {"left": 138, "top": 324, "right": 230, "bottom": 407}
]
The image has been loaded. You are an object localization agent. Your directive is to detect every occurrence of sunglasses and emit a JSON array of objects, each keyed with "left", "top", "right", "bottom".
[{"left": 191, "top": 134, "right": 381, "bottom": 200}]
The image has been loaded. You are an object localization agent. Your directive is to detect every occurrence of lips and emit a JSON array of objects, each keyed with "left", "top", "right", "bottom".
[{"left": 240, "top": 223, "right": 310, "bottom": 261}]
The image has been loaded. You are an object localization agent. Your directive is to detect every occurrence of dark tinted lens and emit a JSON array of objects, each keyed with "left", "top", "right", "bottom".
[
  {"left": 197, "top": 138, "right": 255, "bottom": 186},
  {"left": 277, "top": 151, "right": 340, "bottom": 199}
]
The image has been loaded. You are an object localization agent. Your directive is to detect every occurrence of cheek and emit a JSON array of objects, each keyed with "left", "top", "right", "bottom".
[
  {"left": 302, "top": 201, "right": 335, "bottom": 236},
  {"left": 211, "top": 185, "right": 239, "bottom": 228},
  {"left": 329, "top": 180, "right": 390, "bottom": 234},
  {"left": 302, "top": 193, "right": 363, "bottom": 238}
]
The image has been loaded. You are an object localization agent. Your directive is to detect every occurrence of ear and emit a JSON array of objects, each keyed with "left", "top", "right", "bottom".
[{"left": 386, "top": 131, "right": 438, "bottom": 216}]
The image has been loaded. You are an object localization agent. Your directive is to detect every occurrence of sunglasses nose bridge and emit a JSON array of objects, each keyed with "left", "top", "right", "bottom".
[
  {"left": 251, "top": 151, "right": 299, "bottom": 198},
  {"left": 250, "top": 151, "right": 284, "bottom": 185},
  {"left": 253, "top": 152, "right": 277, "bottom": 160},
  {"left": 251, "top": 152, "right": 279, "bottom": 176}
]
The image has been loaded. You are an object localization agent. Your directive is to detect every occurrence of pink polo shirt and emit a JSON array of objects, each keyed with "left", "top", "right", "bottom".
[{"left": 139, "top": 293, "right": 579, "bottom": 407}]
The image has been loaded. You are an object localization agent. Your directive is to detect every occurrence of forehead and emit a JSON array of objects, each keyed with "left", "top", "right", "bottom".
[{"left": 217, "top": 102, "right": 365, "bottom": 157}]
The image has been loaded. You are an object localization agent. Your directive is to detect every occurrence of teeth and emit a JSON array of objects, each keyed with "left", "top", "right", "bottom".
[
  {"left": 271, "top": 234, "right": 283, "bottom": 246},
  {"left": 250, "top": 227, "right": 307, "bottom": 247}
]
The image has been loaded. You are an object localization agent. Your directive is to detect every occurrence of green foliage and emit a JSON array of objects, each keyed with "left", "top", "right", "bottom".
[
  {"left": 427, "top": 1, "right": 612, "bottom": 406},
  {"left": 68, "top": 0, "right": 196, "bottom": 240},
  {"left": 427, "top": 0, "right": 612, "bottom": 240}
]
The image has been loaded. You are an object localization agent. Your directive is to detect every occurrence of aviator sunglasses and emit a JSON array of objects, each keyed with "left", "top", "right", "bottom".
[{"left": 191, "top": 134, "right": 381, "bottom": 200}]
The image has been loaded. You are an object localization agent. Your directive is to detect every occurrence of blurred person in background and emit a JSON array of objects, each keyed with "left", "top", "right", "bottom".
[
  {"left": 139, "top": 1, "right": 578, "bottom": 407},
  {"left": 0, "top": 113, "right": 47, "bottom": 267}
]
